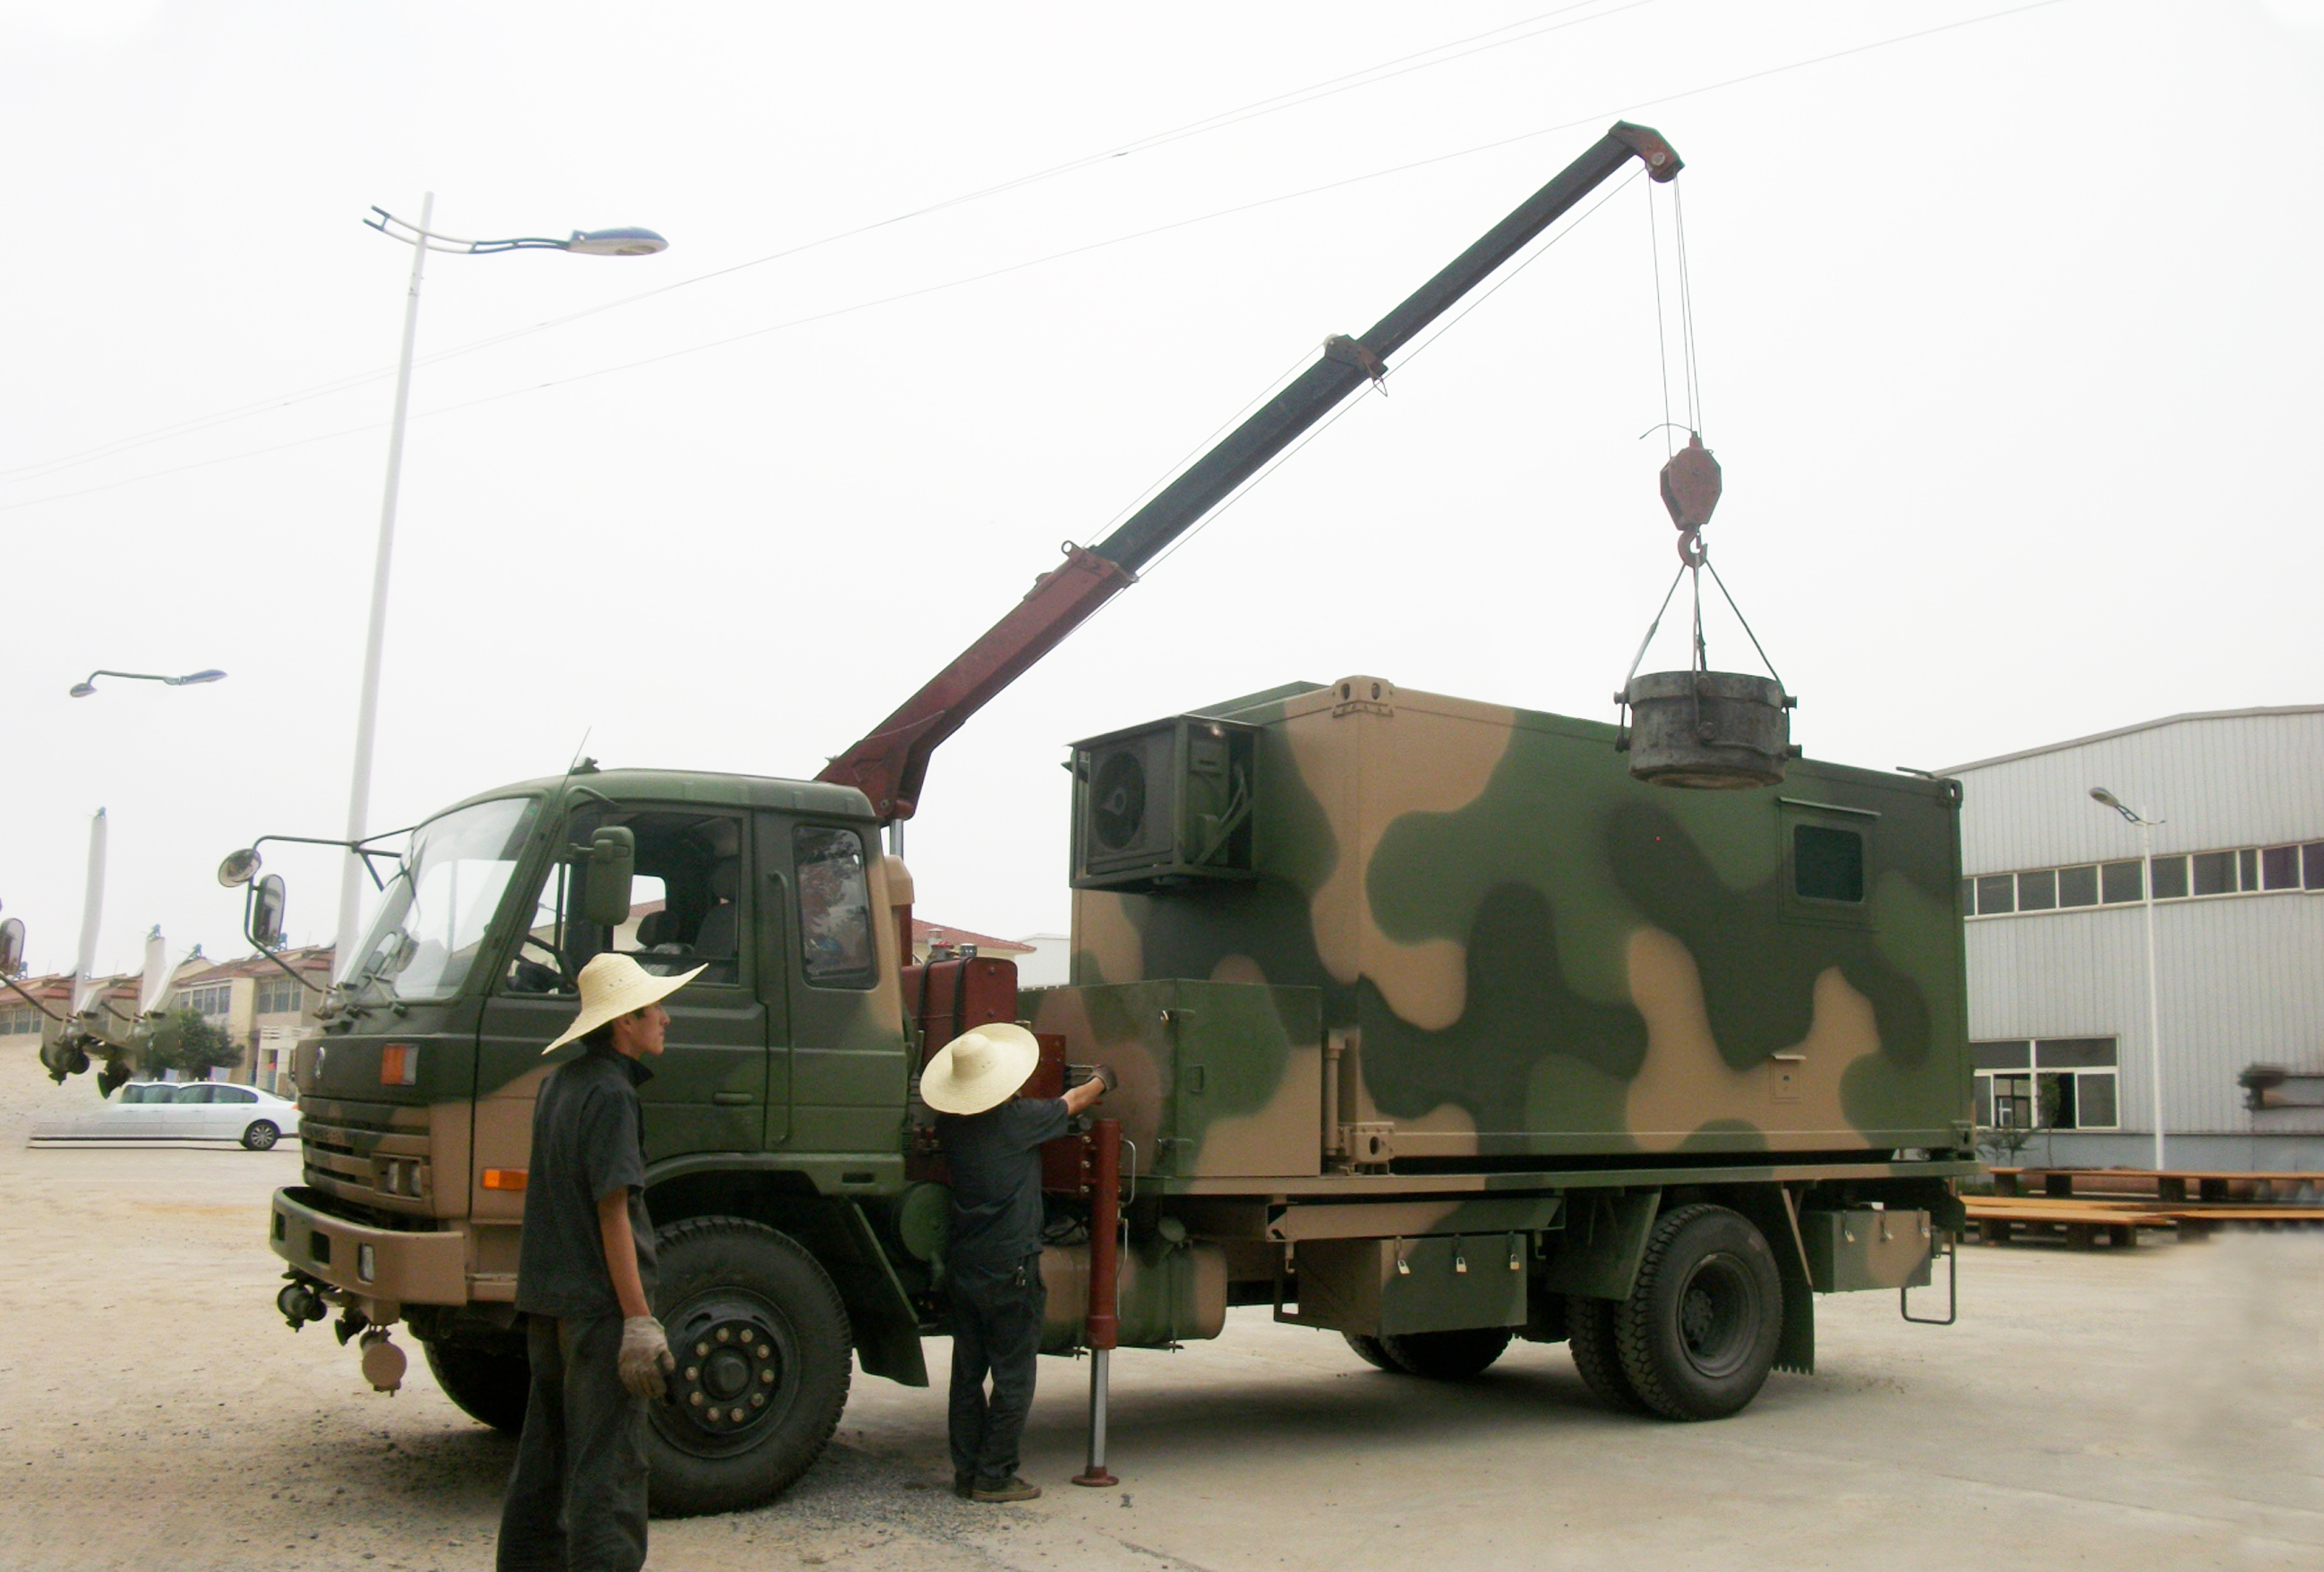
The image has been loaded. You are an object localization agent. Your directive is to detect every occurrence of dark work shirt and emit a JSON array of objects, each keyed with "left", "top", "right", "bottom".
[
  {"left": 936, "top": 1098, "right": 1070, "bottom": 1269},
  {"left": 515, "top": 1047, "right": 659, "bottom": 1319}
]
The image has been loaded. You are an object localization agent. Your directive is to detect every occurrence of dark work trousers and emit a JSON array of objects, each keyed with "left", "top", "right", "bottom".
[
  {"left": 946, "top": 1254, "right": 1047, "bottom": 1485},
  {"left": 497, "top": 1313, "right": 648, "bottom": 1572}
]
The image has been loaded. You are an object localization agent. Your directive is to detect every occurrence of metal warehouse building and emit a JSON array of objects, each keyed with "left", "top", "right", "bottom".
[{"left": 1948, "top": 705, "right": 2324, "bottom": 1171}]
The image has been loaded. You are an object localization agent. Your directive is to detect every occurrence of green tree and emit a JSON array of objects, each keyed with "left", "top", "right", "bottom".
[{"left": 144, "top": 1009, "right": 243, "bottom": 1078}]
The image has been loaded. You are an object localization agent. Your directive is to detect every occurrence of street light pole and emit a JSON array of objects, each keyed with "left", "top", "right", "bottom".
[
  {"left": 335, "top": 201, "right": 668, "bottom": 972},
  {"left": 2090, "top": 787, "right": 2166, "bottom": 1171},
  {"left": 337, "top": 192, "right": 433, "bottom": 972}
]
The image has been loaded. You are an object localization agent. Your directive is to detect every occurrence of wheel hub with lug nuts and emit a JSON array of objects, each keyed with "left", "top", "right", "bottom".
[{"left": 668, "top": 1307, "right": 785, "bottom": 1439}]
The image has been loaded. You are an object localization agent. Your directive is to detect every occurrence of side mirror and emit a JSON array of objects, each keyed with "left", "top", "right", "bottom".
[
  {"left": 218, "top": 848, "right": 262, "bottom": 887},
  {"left": 248, "top": 874, "right": 287, "bottom": 951},
  {"left": 0, "top": 917, "right": 22, "bottom": 977},
  {"left": 578, "top": 827, "right": 636, "bottom": 927}
]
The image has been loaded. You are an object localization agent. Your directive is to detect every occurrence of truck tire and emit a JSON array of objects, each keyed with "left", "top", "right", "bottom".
[
  {"left": 1565, "top": 1294, "right": 1649, "bottom": 1414},
  {"left": 1379, "top": 1328, "right": 1513, "bottom": 1380},
  {"left": 645, "top": 1217, "right": 852, "bottom": 1518},
  {"left": 423, "top": 1338, "right": 530, "bottom": 1434},
  {"left": 1343, "top": 1332, "right": 1398, "bottom": 1371},
  {"left": 1614, "top": 1203, "right": 1782, "bottom": 1422}
]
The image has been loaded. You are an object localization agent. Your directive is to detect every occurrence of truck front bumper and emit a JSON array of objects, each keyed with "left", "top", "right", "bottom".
[{"left": 270, "top": 1185, "right": 467, "bottom": 1306}]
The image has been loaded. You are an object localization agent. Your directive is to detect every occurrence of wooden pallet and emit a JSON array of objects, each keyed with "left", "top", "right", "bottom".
[{"left": 1964, "top": 1194, "right": 2324, "bottom": 1247}]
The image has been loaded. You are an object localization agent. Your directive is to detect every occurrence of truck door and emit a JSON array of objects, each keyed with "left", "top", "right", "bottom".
[
  {"left": 477, "top": 804, "right": 773, "bottom": 1179},
  {"left": 769, "top": 816, "right": 909, "bottom": 1165}
]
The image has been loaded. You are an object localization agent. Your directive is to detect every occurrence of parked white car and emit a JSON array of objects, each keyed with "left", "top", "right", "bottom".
[{"left": 29, "top": 1081, "right": 300, "bottom": 1150}]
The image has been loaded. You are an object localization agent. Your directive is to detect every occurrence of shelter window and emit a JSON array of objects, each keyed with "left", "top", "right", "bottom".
[
  {"left": 796, "top": 826, "right": 876, "bottom": 990},
  {"left": 2056, "top": 865, "right": 2098, "bottom": 908},
  {"left": 2149, "top": 855, "right": 2190, "bottom": 901},
  {"left": 2190, "top": 851, "right": 2235, "bottom": 898},
  {"left": 2016, "top": 869, "right": 2057, "bottom": 911},
  {"left": 2262, "top": 846, "right": 2302, "bottom": 890},
  {"left": 2101, "top": 860, "right": 2143, "bottom": 903}
]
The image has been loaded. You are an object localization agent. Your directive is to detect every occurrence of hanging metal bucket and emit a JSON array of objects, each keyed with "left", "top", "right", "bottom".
[{"left": 1619, "top": 670, "right": 1795, "bottom": 789}]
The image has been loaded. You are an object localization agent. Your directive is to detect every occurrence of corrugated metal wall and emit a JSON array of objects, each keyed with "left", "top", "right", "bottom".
[
  {"left": 1953, "top": 709, "right": 2324, "bottom": 869},
  {"left": 1955, "top": 709, "right": 2324, "bottom": 1141}
]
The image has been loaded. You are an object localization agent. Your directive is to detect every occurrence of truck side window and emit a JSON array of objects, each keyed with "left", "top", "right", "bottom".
[
  {"left": 500, "top": 810, "right": 747, "bottom": 992},
  {"left": 795, "top": 825, "right": 876, "bottom": 989}
]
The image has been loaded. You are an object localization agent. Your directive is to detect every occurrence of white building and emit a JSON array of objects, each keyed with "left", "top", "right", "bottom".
[{"left": 1949, "top": 705, "right": 2324, "bottom": 1170}]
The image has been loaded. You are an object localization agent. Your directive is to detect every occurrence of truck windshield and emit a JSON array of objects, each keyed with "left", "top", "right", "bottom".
[{"left": 342, "top": 797, "right": 541, "bottom": 1001}]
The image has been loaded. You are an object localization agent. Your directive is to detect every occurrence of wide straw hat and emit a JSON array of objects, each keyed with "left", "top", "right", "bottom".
[
  {"left": 541, "top": 952, "right": 705, "bottom": 1055},
  {"left": 918, "top": 1022, "right": 1040, "bottom": 1115}
]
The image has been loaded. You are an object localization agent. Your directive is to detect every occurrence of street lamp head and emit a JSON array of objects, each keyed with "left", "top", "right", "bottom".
[
  {"left": 165, "top": 669, "right": 227, "bottom": 687},
  {"left": 68, "top": 680, "right": 97, "bottom": 698},
  {"left": 565, "top": 226, "right": 667, "bottom": 257},
  {"left": 2089, "top": 787, "right": 2121, "bottom": 808}
]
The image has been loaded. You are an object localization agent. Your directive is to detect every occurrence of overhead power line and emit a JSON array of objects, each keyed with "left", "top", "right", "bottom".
[
  {"left": 0, "top": 0, "right": 2072, "bottom": 517},
  {"left": 0, "top": 0, "right": 1652, "bottom": 489}
]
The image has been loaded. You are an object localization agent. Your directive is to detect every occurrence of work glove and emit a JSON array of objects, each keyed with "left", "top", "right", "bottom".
[
  {"left": 619, "top": 1315, "right": 675, "bottom": 1400},
  {"left": 1092, "top": 1063, "right": 1118, "bottom": 1094}
]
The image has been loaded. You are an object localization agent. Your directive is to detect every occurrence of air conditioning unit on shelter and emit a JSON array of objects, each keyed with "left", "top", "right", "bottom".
[{"left": 1070, "top": 715, "right": 1258, "bottom": 893}]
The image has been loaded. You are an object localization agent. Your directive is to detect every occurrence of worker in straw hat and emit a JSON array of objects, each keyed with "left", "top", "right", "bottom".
[
  {"left": 498, "top": 951, "right": 702, "bottom": 1572},
  {"left": 922, "top": 1021, "right": 1115, "bottom": 1503}
]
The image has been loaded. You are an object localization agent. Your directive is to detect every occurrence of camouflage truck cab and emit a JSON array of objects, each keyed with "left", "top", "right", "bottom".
[{"left": 266, "top": 767, "right": 933, "bottom": 1515}]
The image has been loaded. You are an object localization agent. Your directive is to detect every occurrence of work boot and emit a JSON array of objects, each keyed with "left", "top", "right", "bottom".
[
  {"left": 953, "top": 1473, "right": 974, "bottom": 1500},
  {"left": 971, "top": 1475, "right": 1042, "bottom": 1503}
]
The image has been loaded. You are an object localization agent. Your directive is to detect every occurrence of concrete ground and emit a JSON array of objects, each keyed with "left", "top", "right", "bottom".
[{"left": 2, "top": 1058, "right": 2318, "bottom": 1571}]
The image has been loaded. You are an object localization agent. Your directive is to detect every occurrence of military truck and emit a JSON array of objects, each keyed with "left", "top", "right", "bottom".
[{"left": 205, "top": 124, "right": 1972, "bottom": 1516}]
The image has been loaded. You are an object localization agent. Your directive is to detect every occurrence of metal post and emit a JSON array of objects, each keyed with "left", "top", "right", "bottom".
[
  {"left": 72, "top": 808, "right": 107, "bottom": 1014},
  {"left": 337, "top": 191, "right": 432, "bottom": 974},
  {"left": 1072, "top": 1115, "right": 1121, "bottom": 1488},
  {"left": 2139, "top": 819, "right": 2164, "bottom": 1172}
]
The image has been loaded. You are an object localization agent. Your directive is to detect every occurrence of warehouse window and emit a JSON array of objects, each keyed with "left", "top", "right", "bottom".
[
  {"left": 1975, "top": 875, "right": 2015, "bottom": 915},
  {"left": 2307, "top": 843, "right": 2324, "bottom": 891},
  {"left": 2191, "top": 850, "right": 2236, "bottom": 897},
  {"left": 2149, "top": 855, "right": 2190, "bottom": 900},
  {"left": 2056, "top": 865, "right": 2099, "bottom": 908},
  {"left": 2262, "top": 846, "right": 2302, "bottom": 890},
  {"left": 2101, "top": 860, "right": 2143, "bottom": 903},
  {"left": 2017, "top": 868, "right": 2057, "bottom": 911},
  {"left": 1973, "top": 1038, "right": 2118, "bottom": 1131}
]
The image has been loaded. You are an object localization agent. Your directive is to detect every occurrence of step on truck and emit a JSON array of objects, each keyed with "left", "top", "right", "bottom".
[{"left": 201, "top": 124, "right": 1972, "bottom": 1516}]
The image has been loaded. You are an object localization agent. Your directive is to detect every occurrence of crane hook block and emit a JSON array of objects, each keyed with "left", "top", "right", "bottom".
[{"left": 1660, "top": 433, "right": 1722, "bottom": 533}]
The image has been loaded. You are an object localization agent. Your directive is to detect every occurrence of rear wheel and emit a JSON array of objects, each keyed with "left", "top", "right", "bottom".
[
  {"left": 645, "top": 1217, "right": 852, "bottom": 1517},
  {"left": 423, "top": 1339, "right": 529, "bottom": 1433},
  {"left": 1379, "top": 1327, "right": 1513, "bottom": 1380},
  {"left": 1343, "top": 1332, "right": 1398, "bottom": 1371},
  {"left": 1614, "top": 1204, "right": 1782, "bottom": 1421},
  {"left": 1566, "top": 1294, "right": 1649, "bottom": 1414},
  {"left": 241, "top": 1120, "right": 279, "bottom": 1151}
]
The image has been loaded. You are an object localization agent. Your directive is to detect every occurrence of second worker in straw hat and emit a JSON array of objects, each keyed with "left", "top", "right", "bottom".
[{"left": 919, "top": 1022, "right": 1114, "bottom": 1503}]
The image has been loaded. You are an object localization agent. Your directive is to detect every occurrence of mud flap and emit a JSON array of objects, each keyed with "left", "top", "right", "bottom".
[
  {"left": 1724, "top": 1185, "right": 1815, "bottom": 1376},
  {"left": 831, "top": 1201, "right": 929, "bottom": 1387},
  {"left": 1538, "top": 1189, "right": 1660, "bottom": 1301}
]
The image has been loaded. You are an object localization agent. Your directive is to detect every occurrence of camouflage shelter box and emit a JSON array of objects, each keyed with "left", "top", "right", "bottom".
[{"left": 1056, "top": 678, "right": 1970, "bottom": 1174}]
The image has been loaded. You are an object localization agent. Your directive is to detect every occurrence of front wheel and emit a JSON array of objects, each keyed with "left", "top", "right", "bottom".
[
  {"left": 240, "top": 1120, "right": 279, "bottom": 1151},
  {"left": 645, "top": 1217, "right": 853, "bottom": 1518},
  {"left": 1614, "top": 1204, "right": 1783, "bottom": 1421},
  {"left": 423, "top": 1339, "right": 529, "bottom": 1433}
]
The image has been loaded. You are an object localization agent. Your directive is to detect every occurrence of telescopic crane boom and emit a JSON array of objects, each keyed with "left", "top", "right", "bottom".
[{"left": 817, "top": 121, "right": 1682, "bottom": 823}]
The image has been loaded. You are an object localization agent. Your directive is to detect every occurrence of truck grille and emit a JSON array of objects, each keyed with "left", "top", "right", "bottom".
[{"left": 301, "top": 1098, "right": 433, "bottom": 1212}]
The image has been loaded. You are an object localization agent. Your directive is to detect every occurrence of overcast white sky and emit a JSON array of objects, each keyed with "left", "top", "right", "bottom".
[{"left": 4, "top": 0, "right": 2320, "bottom": 980}]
